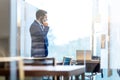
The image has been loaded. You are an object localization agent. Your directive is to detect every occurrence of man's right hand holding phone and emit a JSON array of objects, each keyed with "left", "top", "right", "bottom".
[{"left": 43, "top": 22, "right": 48, "bottom": 27}]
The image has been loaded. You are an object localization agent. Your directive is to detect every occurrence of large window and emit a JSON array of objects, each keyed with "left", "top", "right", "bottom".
[
  {"left": 18, "top": 0, "right": 120, "bottom": 79},
  {"left": 23, "top": 0, "right": 93, "bottom": 61}
]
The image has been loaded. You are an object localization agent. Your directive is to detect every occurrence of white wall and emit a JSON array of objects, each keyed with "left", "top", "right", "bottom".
[
  {"left": 0, "top": 0, "right": 10, "bottom": 57},
  {"left": 110, "top": 0, "right": 120, "bottom": 69},
  {"left": 0, "top": 0, "right": 10, "bottom": 38}
]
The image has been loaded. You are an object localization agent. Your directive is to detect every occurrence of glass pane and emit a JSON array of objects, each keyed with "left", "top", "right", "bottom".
[{"left": 25, "top": 0, "right": 92, "bottom": 61}]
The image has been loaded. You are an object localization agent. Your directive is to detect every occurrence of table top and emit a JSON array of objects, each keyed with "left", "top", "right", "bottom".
[
  {"left": 0, "top": 65, "right": 85, "bottom": 77},
  {"left": 24, "top": 65, "right": 85, "bottom": 76},
  {"left": 24, "top": 65, "right": 85, "bottom": 71}
]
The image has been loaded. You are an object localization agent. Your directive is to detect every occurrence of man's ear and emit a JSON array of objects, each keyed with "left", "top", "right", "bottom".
[
  {"left": 38, "top": 17, "right": 42, "bottom": 23},
  {"left": 39, "top": 17, "right": 44, "bottom": 23}
]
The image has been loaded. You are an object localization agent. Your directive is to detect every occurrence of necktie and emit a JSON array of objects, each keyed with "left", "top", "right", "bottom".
[{"left": 41, "top": 25, "right": 44, "bottom": 31}]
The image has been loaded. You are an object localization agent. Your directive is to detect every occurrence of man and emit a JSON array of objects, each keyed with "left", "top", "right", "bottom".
[{"left": 30, "top": 9, "right": 49, "bottom": 57}]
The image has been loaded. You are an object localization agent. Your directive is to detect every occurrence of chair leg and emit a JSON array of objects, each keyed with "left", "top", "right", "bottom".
[
  {"left": 5, "top": 76, "right": 10, "bottom": 80},
  {"left": 90, "top": 73, "right": 94, "bottom": 80},
  {"left": 90, "top": 76, "right": 93, "bottom": 80},
  {"left": 63, "top": 76, "right": 69, "bottom": 80},
  {"left": 101, "top": 69, "right": 104, "bottom": 78},
  {"left": 71, "top": 76, "right": 73, "bottom": 80}
]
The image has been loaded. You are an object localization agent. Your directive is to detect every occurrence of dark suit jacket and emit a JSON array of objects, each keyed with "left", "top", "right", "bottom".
[{"left": 30, "top": 20, "right": 49, "bottom": 57}]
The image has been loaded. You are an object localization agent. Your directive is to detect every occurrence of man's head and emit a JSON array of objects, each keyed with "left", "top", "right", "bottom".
[{"left": 36, "top": 9, "right": 47, "bottom": 24}]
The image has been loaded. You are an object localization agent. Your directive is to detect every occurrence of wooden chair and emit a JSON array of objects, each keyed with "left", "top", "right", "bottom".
[
  {"left": 0, "top": 57, "right": 24, "bottom": 80},
  {"left": 23, "top": 57, "right": 56, "bottom": 80},
  {"left": 23, "top": 57, "right": 56, "bottom": 66}
]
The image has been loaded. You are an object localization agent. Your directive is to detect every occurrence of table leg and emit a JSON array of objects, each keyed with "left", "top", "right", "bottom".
[
  {"left": 63, "top": 76, "right": 69, "bottom": 80},
  {"left": 53, "top": 76, "right": 60, "bottom": 80},
  {"left": 81, "top": 73, "right": 85, "bottom": 80},
  {"left": 75, "top": 74, "right": 85, "bottom": 80},
  {"left": 5, "top": 76, "right": 10, "bottom": 80},
  {"left": 52, "top": 76, "right": 55, "bottom": 80},
  {"left": 57, "top": 76, "right": 61, "bottom": 80},
  {"left": 75, "top": 75, "right": 79, "bottom": 80}
]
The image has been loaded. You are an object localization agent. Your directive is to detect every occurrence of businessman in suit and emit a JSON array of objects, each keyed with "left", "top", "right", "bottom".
[{"left": 30, "top": 9, "right": 49, "bottom": 57}]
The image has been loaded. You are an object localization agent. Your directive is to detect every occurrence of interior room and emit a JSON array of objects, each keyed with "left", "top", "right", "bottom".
[{"left": 0, "top": 0, "right": 120, "bottom": 80}]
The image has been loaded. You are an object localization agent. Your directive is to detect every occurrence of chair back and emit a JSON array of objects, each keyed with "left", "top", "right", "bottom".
[
  {"left": 23, "top": 57, "right": 56, "bottom": 66},
  {"left": 0, "top": 57, "right": 24, "bottom": 80},
  {"left": 76, "top": 50, "right": 92, "bottom": 60},
  {"left": 62, "top": 57, "right": 72, "bottom": 65}
]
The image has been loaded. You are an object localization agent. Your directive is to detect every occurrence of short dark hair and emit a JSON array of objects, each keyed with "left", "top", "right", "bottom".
[{"left": 36, "top": 9, "right": 47, "bottom": 19}]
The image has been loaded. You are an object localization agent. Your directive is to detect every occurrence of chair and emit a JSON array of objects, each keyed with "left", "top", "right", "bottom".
[
  {"left": 62, "top": 56, "right": 72, "bottom": 65},
  {"left": 85, "top": 56, "right": 101, "bottom": 80},
  {"left": 76, "top": 50, "right": 102, "bottom": 80},
  {"left": 0, "top": 57, "right": 24, "bottom": 80},
  {"left": 61, "top": 56, "right": 72, "bottom": 80},
  {"left": 117, "top": 69, "right": 120, "bottom": 77},
  {"left": 23, "top": 57, "right": 56, "bottom": 80}
]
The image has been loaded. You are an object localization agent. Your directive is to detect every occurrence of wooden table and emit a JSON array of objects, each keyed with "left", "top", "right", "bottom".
[{"left": 0, "top": 65, "right": 85, "bottom": 80}]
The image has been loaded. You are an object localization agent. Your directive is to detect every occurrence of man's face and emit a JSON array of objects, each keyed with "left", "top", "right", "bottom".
[
  {"left": 43, "top": 14, "right": 48, "bottom": 22},
  {"left": 39, "top": 14, "right": 47, "bottom": 24}
]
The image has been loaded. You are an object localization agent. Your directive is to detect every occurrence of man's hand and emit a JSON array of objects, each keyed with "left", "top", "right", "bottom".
[{"left": 43, "top": 22, "right": 48, "bottom": 26}]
